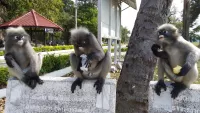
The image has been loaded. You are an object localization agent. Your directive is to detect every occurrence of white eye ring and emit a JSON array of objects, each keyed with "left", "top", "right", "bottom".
[
  {"left": 14, "top": 36, "right": 18, "bottom": 39},
  {"left": 163, "top": 30, "right": 168, "bottom": 34}
]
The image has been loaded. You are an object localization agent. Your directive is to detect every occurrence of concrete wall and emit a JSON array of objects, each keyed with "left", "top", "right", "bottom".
[
  {"left": 149, "top": 81, "right": 200, "bottom": 113},
  {"left": 5, "top": 77, "right": 116, "bottom": 113}
]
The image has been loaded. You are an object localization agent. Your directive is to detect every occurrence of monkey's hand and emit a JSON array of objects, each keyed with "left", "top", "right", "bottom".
[
  {"left": 94, "top": 78, "right": 105, "bottom": 94},
  {"left": 4, "top": 53, "right": 14, "bottom": 68},
  {"left": 71, "top": 78, "right": 82, "bottom": 93},
  {"left": 151, "top": 44, "right": 168, "bottom": 59},
  {"left": 155, "top": 80, "right": 167, "bottom": 96},
  {"left": 177, "top": 63, "right": 191, "bottom": 76},
  {"left": 151, "top": 44, "right": 161, "bottom": 52},
  {"left": 23, "top": 72, "right": 44, "bottom": 89},
  {"left": 87, "top": 52, "right": 95, "bottom": 61},
  {"left": 87, "top": 52, "right": 104, "bottom": 62}
]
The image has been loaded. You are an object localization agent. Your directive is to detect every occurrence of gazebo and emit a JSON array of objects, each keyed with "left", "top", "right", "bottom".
[{"left": 0, "top": 9, "right": 63, "bottom": 46}]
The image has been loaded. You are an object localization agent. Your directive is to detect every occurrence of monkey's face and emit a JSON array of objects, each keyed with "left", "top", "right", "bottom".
[
  {"left": 72, "top": 33, "right": 90, "bottom": 48},
  {"left": 157, "top": 24, "right": 180, "bottom": 45},
  {"left": 6, "top": 33, "right": 29, "bottom": 46},
  {"left": 157, "top": 28, "right": 178, "bottom": 45}
]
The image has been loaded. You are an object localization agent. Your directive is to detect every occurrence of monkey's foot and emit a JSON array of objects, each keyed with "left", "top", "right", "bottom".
[
  {"left": 155, "top": 80, "right": 167, "bottom": 96},
  {"left": 94, "top": 78, "right": 105, "bottom": 94},
  {"left": 171, "top": 82, "right": 186, "bottom": 99},
  {"left": 37, "top": 77, "right": 44, "bottom": 84},
  {"left": 22, "top": 76, "right": 37, "bottom": 89},
  {"left": 22, "top": 75, "right": 43, "bottom": 89},
  {"left": 71, "top": 78, "right": 82, "bottom": 93}
]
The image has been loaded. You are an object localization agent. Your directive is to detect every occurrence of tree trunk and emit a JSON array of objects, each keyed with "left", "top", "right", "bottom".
[
  {"left": 182, "top": 0, "right": 190, "bottom": 41},
  {"left": 116, "top": 0, "right": 173, "bottom": 113}
]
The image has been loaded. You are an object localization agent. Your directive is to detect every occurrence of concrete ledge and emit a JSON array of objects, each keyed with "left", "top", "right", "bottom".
[
  {"left": 149, "top": 81, "right": 200, "bottom": 113},
  {"left": 0, "top": 88, "right": 6, "bottom": 98},
  {"left": 43, "top": 67, "right": 72, "bottom": 77},
  {"left": 5, "top": 77, "right": 116, "bottom": 113}
]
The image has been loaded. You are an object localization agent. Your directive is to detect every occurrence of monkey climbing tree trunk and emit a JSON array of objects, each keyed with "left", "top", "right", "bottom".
[{"left": 116, "top": 0, "right": 173, "bottom": 113}]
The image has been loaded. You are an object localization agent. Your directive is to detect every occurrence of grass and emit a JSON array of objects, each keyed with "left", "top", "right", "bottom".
[{"left": 192, "top": 42, "right": 199, "bottom": 47}]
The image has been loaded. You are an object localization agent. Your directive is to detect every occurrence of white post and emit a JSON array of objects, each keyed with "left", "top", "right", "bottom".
[
  {"left": 97, "top": 0, "right": 102, "bottom": 44},
  {"left": 119, "top": 40, "right": 121, "bottom": 61},
  {"left": 114, "top": 0, "right": 118, "bottom": 64},
  {"left": 114, "top": 40, "right": 118, "bottom": 64},
  {"left": 108, "top": 0, "right": 112, "bottom": 53},
  {"left": 119, "top": 3, "right": 122, "bottom": 61},
  {"left": 108, "top": 39, "right": 112, "bottom": 53}
]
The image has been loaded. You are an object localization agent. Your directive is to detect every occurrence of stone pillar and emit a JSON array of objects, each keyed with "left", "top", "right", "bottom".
[
  {"left": 149, "top": 81, "right": 200, "bottom": 113},
  {"left": 5, "top": 77, "right": 116, "bottom": 113}
]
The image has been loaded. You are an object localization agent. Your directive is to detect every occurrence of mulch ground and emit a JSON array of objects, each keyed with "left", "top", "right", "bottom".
[{"left": 0, "top": 98, "right": 5, "bottom": 113}]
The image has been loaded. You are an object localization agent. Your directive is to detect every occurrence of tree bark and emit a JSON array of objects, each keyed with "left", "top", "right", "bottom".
[
  {"left": 116, "top": 0, "right": 173, "bottom": 113},
  {"left": 182, "top": 0, "right": 190, "bottom": 41}
]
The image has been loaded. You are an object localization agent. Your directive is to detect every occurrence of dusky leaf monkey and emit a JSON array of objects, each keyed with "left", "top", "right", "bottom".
[
  {"left": 70, "top": 27, "right": 111, "bottom": 94},
  {"left": 151, "top": 24, "right": 199, "bottom": 99},
  {"left": 4, "top": 26, "right": 43, "bottom": 89}
]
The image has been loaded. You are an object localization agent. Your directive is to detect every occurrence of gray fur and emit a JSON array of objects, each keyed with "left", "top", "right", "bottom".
[
  {"left": 153, "top": 24, "right": 200, "bottom": 98},
  {"left": 157, "top": 24, "right": 199, "bottom": 87},
  {"left": 70, "top": 27, "right": 111, "bottom": 93},
  {"left": 4, "top": 26, "right": 43, "bottom": 89}
]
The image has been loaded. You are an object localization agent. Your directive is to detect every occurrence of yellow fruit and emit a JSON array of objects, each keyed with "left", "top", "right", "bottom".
[{"left": 173, "top": 65, "right": 182, "bottom": 74}]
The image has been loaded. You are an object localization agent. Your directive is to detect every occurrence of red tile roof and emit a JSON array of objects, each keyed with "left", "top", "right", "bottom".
[{"left": 0, "top": 9, "right": 63, "bottom": 31}]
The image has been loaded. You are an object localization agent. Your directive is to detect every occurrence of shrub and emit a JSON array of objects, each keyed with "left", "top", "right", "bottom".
[
  {"left": 0, "top": 45, "right": 74, "bottom": 55},
  {"left": 103, "top": 47, "right": 127, "bottom": 53},
  {"left": 121, "top": 47, "right": 127, "bottom": 52},
  {"left": 40, "top": 54, "right": 70, "bottom": 74},
  {"left": 33, "top": 45, "right": 74, "bottom": 52},
  {"left": 0, "top": 51, "right": 4, "bottom": 56},
  {"left": 0, "top": 67, "right": 9, "bottom": 86}
]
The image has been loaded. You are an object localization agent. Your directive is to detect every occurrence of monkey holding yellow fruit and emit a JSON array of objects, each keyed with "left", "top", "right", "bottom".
[{"left": 173, "top": 65, "right": 182, "bottom": 74}]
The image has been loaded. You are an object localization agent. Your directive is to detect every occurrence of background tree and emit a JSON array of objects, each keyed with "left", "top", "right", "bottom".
[
  {"left": 168, "top": 6, "right": 183, "bottom": 33},
  {"left": 60, "top": 0, "right": 75, "bottom": 44},
  {"left": 5, "top": 0, "right": 65, "bottom": 22},
  {"left": 121, "top": 26, "right": 130, "bottom": 44},
  {"left": 116, "top": 0, "right": 173, "bottom": 112},
  {"left": 188, "top": 0, "right": 200, "bottom": 42},
  {"left": 77, "top": 3, "right": 98, "bottom": 36},
  {"left": 189, "top": 0, "right": 200, "bottom": 26}
]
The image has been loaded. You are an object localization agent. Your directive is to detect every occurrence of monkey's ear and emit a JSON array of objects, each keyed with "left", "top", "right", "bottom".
[{"left": 172, "top": 29, "right": 180, "bottom": 38}]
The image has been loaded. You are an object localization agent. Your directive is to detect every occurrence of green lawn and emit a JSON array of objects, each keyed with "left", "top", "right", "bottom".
[{"left": 192, "top": 42, "right": 199, "bottom": 47}]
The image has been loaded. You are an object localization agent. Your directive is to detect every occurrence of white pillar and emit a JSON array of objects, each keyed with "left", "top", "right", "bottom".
[{"left": 114, "top": 39, "right": 118, "bottom": 64}]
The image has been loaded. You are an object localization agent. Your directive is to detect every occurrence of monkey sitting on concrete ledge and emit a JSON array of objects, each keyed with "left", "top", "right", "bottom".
[
  {"left": 151, "top": 24, "right": 199, "bottom": 99},
  {"left": 70, "top": 27, "right": 111, "bottom": 94},
  {"left": 4, "top": 27, "right": 43, "bottom": 89}
]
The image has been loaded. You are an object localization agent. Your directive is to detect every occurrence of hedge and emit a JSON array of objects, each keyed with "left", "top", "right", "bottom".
[
  {"left": 34, "top": 45, "right": 74, "bottom": 52},
  {"left": 0, "top": 67, "right": 9, "bottom": 86},
  {"left": 39, "top": 54, "right": 70, "bottom": 74},
  {"left": 0, "top": 45, "right": 127, "bottom": 56},
  {"left": 0, "top": 51, "right": 4, "bottom": 56},
  {"left": 0, "top": 45, "right": 74, "bottom": 56}
]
